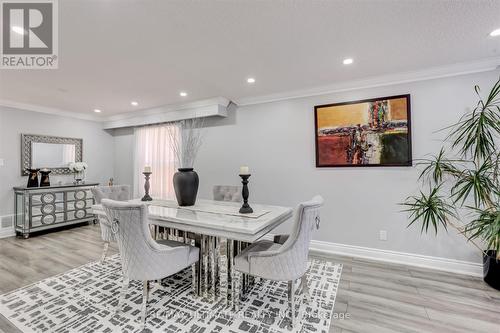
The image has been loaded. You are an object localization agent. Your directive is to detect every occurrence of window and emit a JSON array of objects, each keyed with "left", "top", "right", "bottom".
[{"left": 133, "top": 123, "right": 179, "bottom": 199}]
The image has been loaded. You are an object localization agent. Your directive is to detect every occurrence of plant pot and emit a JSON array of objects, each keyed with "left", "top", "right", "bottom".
[
  {"left": 483, "top": 250, "right": 500, "bottom": 291},
  {"left": 173, "top": 168, "right": 199, "bottom": 206}
]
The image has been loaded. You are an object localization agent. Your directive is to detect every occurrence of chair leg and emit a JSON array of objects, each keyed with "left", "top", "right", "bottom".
[
  {"left": 300, "top": 274, "right": 311, "bottom": 303},
  {"left": 141, "top": 280, "right": 149, "bottom": 326},
  {"left": 288, "top": 280, "right": 296, "bottom": 327},
  {"left": 100, "top": 241, "right": 109, "bottom": 263},
  {"left": 117, "top": 276, "right": 129, "bottom": 313}
]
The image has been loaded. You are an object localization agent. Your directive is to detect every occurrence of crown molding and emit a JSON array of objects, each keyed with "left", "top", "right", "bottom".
[
  {"left": 0, "top": 99, "right": 101, "bottom": 122},
  {"left": 235, "top": 57, "right": 500, "bottom": 106}
]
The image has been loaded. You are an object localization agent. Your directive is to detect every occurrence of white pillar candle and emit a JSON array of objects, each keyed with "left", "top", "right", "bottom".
[
  {"left": 144, "top": 166, "right": 152, "bottom": 173},
  {"left": 239, "top": 166, "right": 249, "bottom": 175}
]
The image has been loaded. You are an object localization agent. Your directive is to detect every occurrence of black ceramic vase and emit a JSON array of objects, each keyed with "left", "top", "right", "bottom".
[
  {"left": 483, "top": 250, "right": 500, "bottom": 291},
  {"left": 173, "top": 168, "right": 199, "bottom": 206},
  {"left": 26, "top": 169, "right": 40, "bottom": 188},
  {"left": 40, "top": 170, "right": 51, "bottom": 187}
]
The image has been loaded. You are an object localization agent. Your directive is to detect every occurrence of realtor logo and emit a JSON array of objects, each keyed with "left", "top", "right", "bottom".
[{"left": 1, "top": 0, "right": 58, "bottom": 69}]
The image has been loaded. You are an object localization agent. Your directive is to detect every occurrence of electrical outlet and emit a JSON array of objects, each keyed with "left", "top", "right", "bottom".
[{"left": 379, "top": 230, "right": 387, "bottom": 241}]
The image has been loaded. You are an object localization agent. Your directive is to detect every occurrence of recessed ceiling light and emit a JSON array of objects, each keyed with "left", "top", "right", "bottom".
[
  {"left": 131, "top": 101, "right": 138, "bottom": 106},
  {"left": 490, "top": 28, "right": 500, "bottom": 37},
  {"left": 343, "top": 58, "right": 354, "bottom": 65},
  {"left": 179, "top": 91, "right": 188, "bottom": 97},
  {"left": 94, "top": 109, "right": 102, "bottom": 113},
  {"left": 247, "top": 77, "right": 256, "bottom": 84},
  {"left": 12, "top": 26, "right": 24, "bottom": 35}
]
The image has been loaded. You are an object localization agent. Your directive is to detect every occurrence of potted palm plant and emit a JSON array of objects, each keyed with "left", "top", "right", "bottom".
[{"left": 403, "top": 77, "right": 500, "bottom": 290}]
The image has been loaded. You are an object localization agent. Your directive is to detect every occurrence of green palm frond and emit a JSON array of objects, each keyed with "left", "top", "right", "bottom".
[
  {"left": 448, "top": 81, "right": 500, "bottom": 161},
  {"left": 401, "top": 185, "right": 457, "bottom": 234},
  {"left": 464, "top": 207, "right": 500, "bottom": 253},
  {"left": 417, "top": 148, "right": 462, "bottom": 184},
  {"left": 451, "top": 160, "right": 495, "bottom": 207}
]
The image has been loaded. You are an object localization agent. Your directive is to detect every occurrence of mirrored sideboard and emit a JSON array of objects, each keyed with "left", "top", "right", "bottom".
[{"left": 13, "top": 183, "right": 99, "bottom": 239}]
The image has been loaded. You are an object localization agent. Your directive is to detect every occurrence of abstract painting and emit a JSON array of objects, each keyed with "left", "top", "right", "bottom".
[{"left": 315, "top": 94, "right": 412, "bottom": 167}]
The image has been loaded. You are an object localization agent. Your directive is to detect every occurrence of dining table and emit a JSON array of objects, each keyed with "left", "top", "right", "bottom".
[{"left": 92, "top": 198, "right": 293, "bottom": 305}]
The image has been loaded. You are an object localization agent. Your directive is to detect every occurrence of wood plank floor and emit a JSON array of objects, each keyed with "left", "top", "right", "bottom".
[{"left": 0, "top": 224, "right": 498, "bottom": 333}]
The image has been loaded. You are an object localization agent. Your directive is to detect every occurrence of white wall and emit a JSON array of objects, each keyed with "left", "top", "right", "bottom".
[
  {"left": 113, "top": 70, "right": 500, "bottom": 264},
  {"left": 112, "top": 127, "right": 135, "bottom": 187},
  {"left": 0, "top": 106, "right": 115, "bottom": 226}
]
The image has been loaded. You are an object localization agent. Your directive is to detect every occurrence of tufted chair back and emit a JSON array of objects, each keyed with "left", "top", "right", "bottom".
[
  {"left": 92, "top": 185, "right": 131, "bottom": 203},
  {"left": 213, "top": 185, "right": 242, "bottom": 202},
  {"left": 281, "top": 195, "right": 323, "bottom": 274},
  {"left": 247, "top": 195, "right": 324, "bottom": 281},
  {"left": 102, "top": 199, "right": 193, "bottom": 281},
  {"left": 102, "top": 200, "right": 156, "bottom": 279},
  {"left": 91, "top": 185, "right": 131, "bottom": 243}
]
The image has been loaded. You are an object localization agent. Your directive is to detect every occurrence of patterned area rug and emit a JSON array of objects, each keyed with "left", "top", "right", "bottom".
[{"left": 0, "top": 255, "right": 342, "bottom": 332}]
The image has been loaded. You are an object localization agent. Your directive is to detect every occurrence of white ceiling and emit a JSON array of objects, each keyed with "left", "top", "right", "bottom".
[{"left": 1, "top": 0, "right": 500, "bottom": 119}]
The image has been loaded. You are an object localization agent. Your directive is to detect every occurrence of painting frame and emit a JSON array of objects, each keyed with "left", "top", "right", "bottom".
[{"left": 314, "top": 94, "right": 412, "bottom": 168}]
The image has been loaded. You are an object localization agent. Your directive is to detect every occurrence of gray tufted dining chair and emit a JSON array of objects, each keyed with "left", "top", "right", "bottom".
[
  {"left": 213, "top": 185, "right": 242, "bottom": 202},
  {"left": 91, "top": 185, "right": 131, "bottom": 262},
  {"left": 233, "top": 195, "right": 323, "bottom": 325},
  {"left": 102, "top": 199, "right": 199, "bottom": 326}
]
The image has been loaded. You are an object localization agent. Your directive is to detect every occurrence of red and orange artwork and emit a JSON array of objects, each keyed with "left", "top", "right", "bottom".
[{"left": 314, "top": 95, "right": 412, "bottom": 167}]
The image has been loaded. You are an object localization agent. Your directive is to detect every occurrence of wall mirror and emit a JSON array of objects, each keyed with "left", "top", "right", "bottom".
[{"left": 21, "top": 134, "right": 83, "bottom": 175}]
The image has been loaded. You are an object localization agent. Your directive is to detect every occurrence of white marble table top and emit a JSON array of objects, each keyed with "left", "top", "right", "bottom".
[{"left": 92, "top": 199, "right": 293, "bottom": 242}]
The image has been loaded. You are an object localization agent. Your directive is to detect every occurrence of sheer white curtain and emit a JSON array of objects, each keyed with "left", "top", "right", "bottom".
[{"left": 133, "top": 123, "right": 179, "bottom": 199}]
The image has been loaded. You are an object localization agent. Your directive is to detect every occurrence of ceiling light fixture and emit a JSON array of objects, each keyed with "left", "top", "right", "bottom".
[
  {"left": 12, "top": 26, "right": 24, "bottom": 35},
  {"left": 343, "top": 58, "right": 354, "bottom": 65},
  {"left": 179, "top": 91, "right": 188, "bottom": 97},
  {"left": 247, "top": 78, "right": 256, "bottom": 84},
  {"left": 490, "top": 28, "right": 500, "bottom": 37},
  {"left": 94, "top": 109, "right": 102, "bottom": 113},
  {"left": 131, "top": 101, "right": 138, "bottom": 106}
]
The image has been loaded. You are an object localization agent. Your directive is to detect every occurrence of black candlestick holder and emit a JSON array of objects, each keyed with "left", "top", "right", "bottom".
[
  {"left": 239, "top": 174, "right": 253, "bottom": 214},
  {"left": 141, "top": 172, "right": 153, "bottom": 201}
]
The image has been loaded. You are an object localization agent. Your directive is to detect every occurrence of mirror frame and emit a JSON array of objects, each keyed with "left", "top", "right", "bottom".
[{"left": 21, "top": 134, "right": 83, "bottom": 176}]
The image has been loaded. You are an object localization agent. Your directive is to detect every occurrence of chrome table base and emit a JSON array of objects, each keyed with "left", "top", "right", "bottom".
[{"left": 152, "top": 226, "right": 253, "bottom": 305}]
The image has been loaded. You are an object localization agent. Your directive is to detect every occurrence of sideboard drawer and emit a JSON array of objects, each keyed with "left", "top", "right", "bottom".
[
  {"left": 31, "top": 202, "right": 65, "bottom": 216},
  {"left": 31, "top": 212, "right": 65, "bottom": 227},
  {"left": 67, "top": 199, "right": 93, "bottom": 211},
  {"left": 31, "top": 192, "right": 64, "bottom": 205},
  {"left": 67, "top": 190, "right": 93, "bottom": 201},
  {"left": 67, "top": 208, "right": 93, "bottom": 221}
]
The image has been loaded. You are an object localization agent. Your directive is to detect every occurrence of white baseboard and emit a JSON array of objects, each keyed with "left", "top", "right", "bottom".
[
  {"left": 310, "top": 240, "right": 483, "bottom": 277},
  {"left": 0, "top": 228, "right": 15, "bottom": 239}
]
